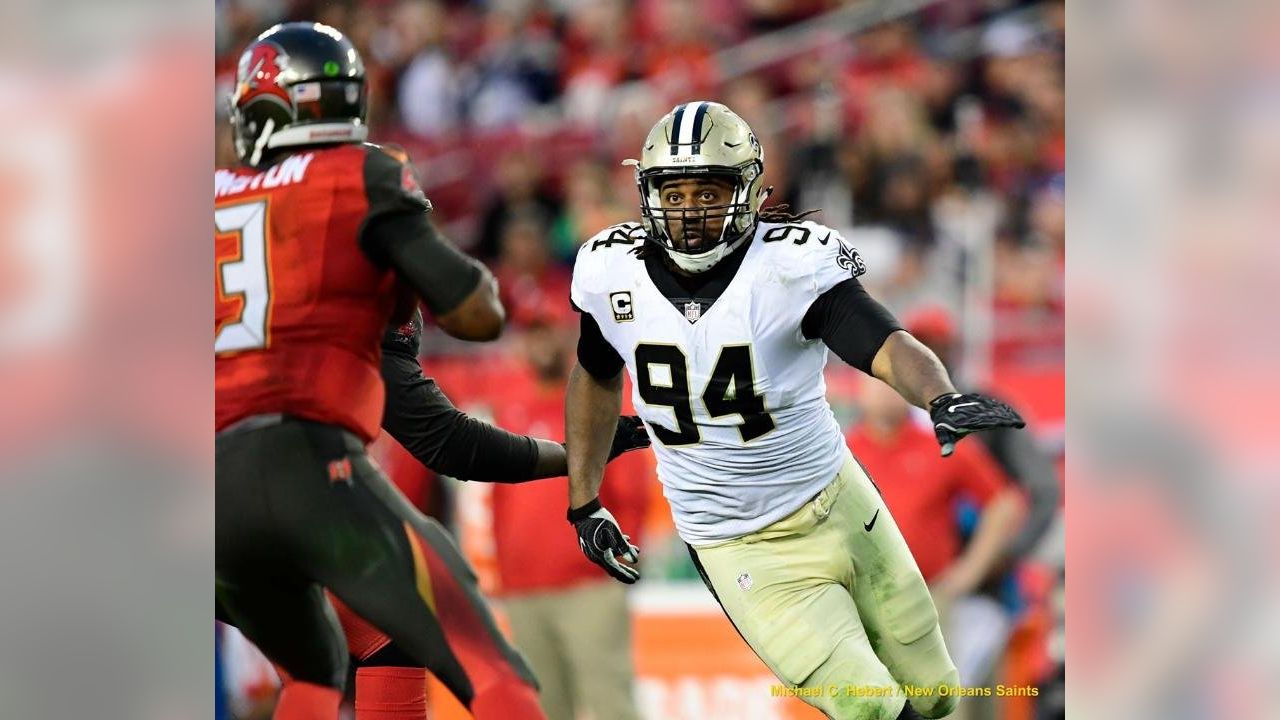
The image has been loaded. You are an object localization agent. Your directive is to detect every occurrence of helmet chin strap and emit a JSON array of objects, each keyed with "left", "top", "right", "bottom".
[{"left": 665, "top": 229, "right": 749, "bottom": 274}]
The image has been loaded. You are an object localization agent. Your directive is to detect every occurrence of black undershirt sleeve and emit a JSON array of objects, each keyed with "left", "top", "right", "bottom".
[
  {"left": 361, "top": 212, "right": 482, "bottom": 317},
  {"left": 800, "top": 278, "right": 903, "bottom": 374},
  {"left": 379, "top": 352, "right": 541, "bottom": 482},
  {"left": 575, "top": 309, "right": 625, "bottom": 380},
  {"left": 357, "top": 146, "right": 482, "bottom": 317}
]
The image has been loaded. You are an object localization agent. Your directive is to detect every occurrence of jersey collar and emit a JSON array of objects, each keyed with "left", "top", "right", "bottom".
[{"left": 643, "top": 238, "right": 752, "bottom": 323}]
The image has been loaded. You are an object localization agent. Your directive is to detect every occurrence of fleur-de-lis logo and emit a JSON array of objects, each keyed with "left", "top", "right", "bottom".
[{"left": 836, "top": 237, "right": 866, "bottom": 278}]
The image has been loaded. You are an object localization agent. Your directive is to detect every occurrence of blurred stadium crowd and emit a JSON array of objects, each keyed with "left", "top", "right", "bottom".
[{"left": 216, "top": 1, "right": 1063, "bottom": 718}]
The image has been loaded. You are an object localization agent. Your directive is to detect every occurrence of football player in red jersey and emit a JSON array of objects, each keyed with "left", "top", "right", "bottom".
[
  {"left": 217, "top": 305, "right": 650, "bottom": 720},
  {"left": 216, "top": 22, "right": 510, "bottom": 720}
]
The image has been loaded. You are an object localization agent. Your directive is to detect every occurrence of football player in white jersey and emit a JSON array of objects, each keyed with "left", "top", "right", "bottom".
[{"left": 563, "top": 101, "right": 1024, "bottom": 720}]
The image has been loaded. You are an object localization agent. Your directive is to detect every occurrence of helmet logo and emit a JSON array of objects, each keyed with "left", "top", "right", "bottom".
[
  {"left": 236, "top": 42, "right": 292, "bottom": 108},
  {"left": 836, "top": 237, "right": 867, "bottom": 277}
]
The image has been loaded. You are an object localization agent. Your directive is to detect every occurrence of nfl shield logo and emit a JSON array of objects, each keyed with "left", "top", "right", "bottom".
[
  {"left": 684, "top": 301, "right": 702, "bottom": 323},
  {"left": 737, "top": 572, "right": 753, "bottom": 591}
]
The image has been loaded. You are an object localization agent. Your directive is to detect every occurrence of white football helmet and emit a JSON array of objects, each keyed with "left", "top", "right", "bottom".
[{"left": 625, "top": 101, "right": 767, "bottom": 273}]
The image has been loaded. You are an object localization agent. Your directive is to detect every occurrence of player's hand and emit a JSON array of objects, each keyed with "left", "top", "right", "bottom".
[
  {"left": 568, "top": 498, "right": 640, "bottom": 584},
  {"left": 928, "top": 392, "right": 1025, "bottom": 457},
  {"left": 607, "top": 416, "right": 651, "bottom": 462}
]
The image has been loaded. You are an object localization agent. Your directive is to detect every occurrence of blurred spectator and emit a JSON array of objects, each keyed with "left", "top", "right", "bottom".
[
  {"left": 906, "top": 304, "right": 1060, "bottom": 560},
  {"left": 559, "top": 0, "right": 633, "bottom": 126},
  {"left": 843, "top": 21, "right": 933, "bottom": 124},
  {"left": 851, "top": 87, "right": 939, "bottom": 243},
  {"left": 977, "top": 15, "right": 1065, "bottom": 189},
  {"left": 992, "top": 226, "right": 1065, "bottom": 368},
  {"left": 846, "top": 375, "right": 1026, "bottom": 699},
  {"left": 639, "top": 0, "right": 722, "bottom": 102},
  {"left": 476, "top": 148, "right": 562, "bottom": 261},
  {"left": 600, "top": 84, "right": 666, "bottom": 170},
  {"left": 490, "top": 315, "right": 648, "bottom": 720},
  {"left": 466, "top": 7, "right": 560, "bottom": 129},
  {"left": 550, "top": 158, "right": 631, "bottom": 261},
  {"left": 906, "top": 305, "right": 1062, "bottom": 719},
  {"left": 493, "top": 212, "right": 572, "bottom": 328},
  {"left": 395, "top": 0, "right": 465, "bottom": 137}
]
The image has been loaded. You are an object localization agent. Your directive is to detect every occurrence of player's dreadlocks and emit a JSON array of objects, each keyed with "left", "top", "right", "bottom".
[{"left": 757, "top": 203, "right": 821, "bottom": 223}]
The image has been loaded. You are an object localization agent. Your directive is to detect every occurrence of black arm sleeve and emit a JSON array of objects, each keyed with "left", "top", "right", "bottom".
[
  {"left": 576, "top": 310, "right": 625, "bottom": 380},
  {"left": 358, "top": 146, "right": 482, "bottom": 316},
  {"left": 380, "top": 353, "right": 542, "bottom": 482},
  {"left": 361, "top": 212, "right": 482, "bottom": 317},
  {"left": 801, "top": 278, "right": 903, "bottom": 374}
]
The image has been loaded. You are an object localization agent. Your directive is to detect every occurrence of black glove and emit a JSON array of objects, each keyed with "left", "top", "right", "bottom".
[
  {"left": 928, "top": 392, "right": 1025, "bottom": 457},
  {"left": 568, "top": 497, "right": 640, "bottom": 584},
  {"left": 607, "top": 416, "right": 651, "bottom": 462}
]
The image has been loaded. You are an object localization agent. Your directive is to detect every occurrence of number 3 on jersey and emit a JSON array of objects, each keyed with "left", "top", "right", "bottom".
[
  {"left": 215, "top": 199, "right": 272, "bottom": 354},
  {"left": 636, "top": 343, "right": 775, "bottom": 446}
]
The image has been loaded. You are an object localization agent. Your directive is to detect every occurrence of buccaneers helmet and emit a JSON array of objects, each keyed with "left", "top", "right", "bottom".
[
  {"left": 229, "top": 22, "right": 368, "bottom": 167},
  {"left": 626, "top": 101, "right": 767, "bottom": 273}
]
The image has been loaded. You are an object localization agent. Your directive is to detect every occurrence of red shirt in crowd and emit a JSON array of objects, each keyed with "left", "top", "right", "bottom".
[{"left": 846, "top": 416, "right": 1013, "bottom": 581}]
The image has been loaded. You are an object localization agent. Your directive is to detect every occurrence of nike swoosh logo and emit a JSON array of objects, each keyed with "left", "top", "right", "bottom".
[
  {"left": 723, "top": 141, "right": 742, "bottom": 148},
  {"left": 948, "top": 402, "right": 980, "bottom": 413},
  {"left": 864, "top": 508, "right": 879, "bottom": 532}
]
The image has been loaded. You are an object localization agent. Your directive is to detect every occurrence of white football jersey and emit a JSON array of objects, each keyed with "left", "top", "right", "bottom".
[{"left": 571, "top": 219, "right": 868, "bottom": 544}]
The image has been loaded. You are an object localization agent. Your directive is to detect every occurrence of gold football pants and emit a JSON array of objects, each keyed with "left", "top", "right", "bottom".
[{"left": 689, "top": 451, "right": 960, "bottom": 719}]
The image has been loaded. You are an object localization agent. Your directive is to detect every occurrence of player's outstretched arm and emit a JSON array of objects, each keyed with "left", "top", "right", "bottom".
[
  {"left": 381, "top": 351, "right": 648, "bottom": 482},
  {"left": 870, "top": 331, "right": 1025, "bottom": 456},
  {"left": 804, "top": 277, "right": 1024, "bottom": 455},
  {"left": 869, "top": 330, "right": 957, "bottom": 409},
  {"left": 530, "top": 415, "right": 650, "bottom": 478}
]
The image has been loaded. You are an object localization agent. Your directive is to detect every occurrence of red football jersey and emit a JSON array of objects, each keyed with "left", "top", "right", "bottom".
[{"left": 215, "top": 144, "right": 425, "bottom": 442}]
